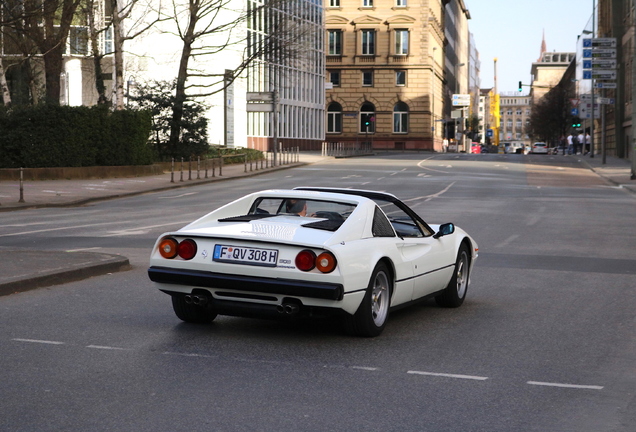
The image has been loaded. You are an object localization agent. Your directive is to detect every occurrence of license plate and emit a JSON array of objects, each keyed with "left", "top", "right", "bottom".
[{"left": 213, "top": 244, "right": 278, "bottom": 267}]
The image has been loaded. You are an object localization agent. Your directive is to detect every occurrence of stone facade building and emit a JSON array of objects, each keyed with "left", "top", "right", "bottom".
[
  {"left": 499, "top": 94, "right": 531, "bottom": 147},
  {"left": 325, "top": 0, "right": 469, "bottom": 151}
]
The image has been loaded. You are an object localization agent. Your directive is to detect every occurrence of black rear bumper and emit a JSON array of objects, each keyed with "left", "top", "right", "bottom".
[{"left": 148, "top": 266, "right": 344, "bottom": 301}]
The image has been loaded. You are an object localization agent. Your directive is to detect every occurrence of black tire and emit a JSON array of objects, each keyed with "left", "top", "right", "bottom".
[
  {"left": 435, "top": 244, "right": 470, "bottom": 308},
  {"left": 171, "top": 294, "right": 217, "bottom": 324},
  {"left": 345, "top": 262, "right": 392, "bottom": 337}
]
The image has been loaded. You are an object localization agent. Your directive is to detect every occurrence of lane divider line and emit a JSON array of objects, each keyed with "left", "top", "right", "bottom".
[
  {"left": 527, "top": 381, "right": 604, "bottom": 390},
  {"left": 407, "top": 370, "right": 489, "bottom": 381}
]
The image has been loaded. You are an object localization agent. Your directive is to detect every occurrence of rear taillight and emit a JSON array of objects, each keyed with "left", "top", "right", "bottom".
[
  {"left": 158, "top": 237, "right": 197, "bottom": 260},
  {"left": 295, "top": 250, "right": 316, "bottom": 271},
  {"left": 295, "top": 250, "right": 337, "bottom": 273},
  {"left": 316, "top": 252, "right": 337, "bottom": 273},
  {"left": 177, "top": 239, "right": 198, "bottom": 260},
  {"left": 158, "top": 237, "right": 179, "bottom": 259}
]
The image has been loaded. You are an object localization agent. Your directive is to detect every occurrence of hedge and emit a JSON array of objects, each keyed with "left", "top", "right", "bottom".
[{"left": 0, "top": 105, "right": 153, "bottom": 168}]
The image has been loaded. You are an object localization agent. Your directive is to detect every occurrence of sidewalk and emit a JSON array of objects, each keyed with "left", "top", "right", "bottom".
[
  {"left": 0, "top": 152, "right": 330, "bottom": 296},
  {"left": 577, "top": 153, "right": 636, "bottom": 195},
  {"left": 0, "top": 153, "right": 329, "bottom": 211}
]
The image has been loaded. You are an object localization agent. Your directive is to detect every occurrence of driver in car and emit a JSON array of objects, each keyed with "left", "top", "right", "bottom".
[{"left": 285, "top": 199, "right": 308, "bottom": 216}]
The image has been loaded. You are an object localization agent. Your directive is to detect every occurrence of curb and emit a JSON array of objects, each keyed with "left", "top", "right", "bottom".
[
  {"left": 0, "top": 161, "right": 308, "bottom": 212},
  {"left": 0, "top": 252, "right": 131, "bottom": 297}
]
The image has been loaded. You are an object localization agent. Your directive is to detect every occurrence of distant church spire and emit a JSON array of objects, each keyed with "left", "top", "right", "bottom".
[{"left": 538, "top": 29, "right": 547, "bottom": 61}]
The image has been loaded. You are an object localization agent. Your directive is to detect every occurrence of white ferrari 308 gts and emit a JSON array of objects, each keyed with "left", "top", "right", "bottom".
[{"left": 148, "top": 187, "right": 478, "bottom": 337}]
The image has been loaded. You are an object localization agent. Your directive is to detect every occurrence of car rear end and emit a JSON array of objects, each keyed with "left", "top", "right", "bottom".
[{"left": 148, "top": 216, "right": 367, "bottom": 319}]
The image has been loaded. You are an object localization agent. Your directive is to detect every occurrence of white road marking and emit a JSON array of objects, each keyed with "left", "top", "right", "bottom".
[
  {"left": 496, "top": 234, "right": 519, "bottom": 248},
  {"left": 86, "top": 345, "right": 131, "bottom": 351},
  {"left": 0, "top": 221, "right": 126, "bottom": 237},
  {"left": 66, "top": 247, "right": 102, "bottom": 252},
  {"left": 4, "top": 338, "right": 609, "bottom": 390},
  {"left": 157, "top": 192, "right": 198, "bottom": 199},
  {"left": 12, "top": 338, "right": 64, "bottom": 345},
  {"left": 407, "top": 370, "right": 489, "bottom": 381},
  {"left": 527, "top": 381, "right": 604, "bottom": 390},
  {"left": 102, "top": 221, "right": 191, "bottom": 237}
]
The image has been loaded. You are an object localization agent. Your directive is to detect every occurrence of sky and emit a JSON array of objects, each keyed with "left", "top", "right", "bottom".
[{"left": 468, "top": 0, "right": 594, "bottom": 95}]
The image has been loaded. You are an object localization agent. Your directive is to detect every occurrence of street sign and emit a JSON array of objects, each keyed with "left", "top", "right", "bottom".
[
  {"left": 583, "top": 70, "right": 617, "bottom": 80},
  {"left": 598, "top": 97, "right": 615, "bottom": 104},
  {"left": 594, "top": 82, "right": 617, "bottom": 89},
  {"left": 246, "top": 92, "right": 274, "bottom": 102},
  {"left": 591, "top": 49, "right": 617, "bottom": 58},
  {"left": 486, "top": 129, "right": 493, "bottom": 138},
  {"left": 580, "top": 103, "right": 600, "bottom": 119},
  {"left": 246, "top": 102, "right": 274, "bottom": 112},
  {"left": 571, "top": 108, "right": 579, "bottom": 116},
  {"left": 583, "top": 38, "right": 617, "bottom": 48},
  {"left": 583, "top": 59, "right": 617, "bottom": 69},
  {"left": 452, "top": 94, "right": 471, "bottom": 106}
]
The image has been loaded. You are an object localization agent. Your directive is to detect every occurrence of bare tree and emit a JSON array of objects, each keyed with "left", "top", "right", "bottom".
[
  {"left": 163, "top": 0, "right": 314, "bottom": 155},
  {"left": 0, "top": 56, "right": 10, "bottom": 105},
  {"left": 1, "top": 0, "right": 45, "bottom": 104},
  {"left": 109, "top": 0, "right": 164, "bottom": 109},
  {"left": 19, "top": 0, "right": 83, "bottom": 104}
]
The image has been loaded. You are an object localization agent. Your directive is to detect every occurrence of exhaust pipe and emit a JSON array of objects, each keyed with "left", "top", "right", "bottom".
[
  {"left": 184, "top": 294, "right": 193, "bottom": 304},
  {"left": 191, "top": 294, "right": 209, "bottom": 306},
  {"left": 284, "top": 304, "right": 299, "bottom": 315},
  {"left": 277, "top": 302, "right": 300, "bottom": 315}
]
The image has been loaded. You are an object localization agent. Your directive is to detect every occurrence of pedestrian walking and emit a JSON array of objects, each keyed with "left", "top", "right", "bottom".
[
  {"left": 577, "top": 131, "right": 584, "bottom": 155},
  {"left": 567, "top": 133, "right": 574, "bottom": 155},
  {"left": 585, "top": 132, "right": 591, "bottom": 155}
]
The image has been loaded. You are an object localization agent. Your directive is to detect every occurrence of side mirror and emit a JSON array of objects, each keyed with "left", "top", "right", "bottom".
[{"left": 433, "top": 223, "right": 455, "bottom": 239}]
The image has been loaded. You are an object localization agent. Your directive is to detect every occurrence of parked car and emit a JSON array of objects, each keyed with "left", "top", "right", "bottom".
[
  {"left": 471, "top": 143, "right": 481, "bottom": 154},
  {"left": 148, "top": 188, "right": 479, "bottom": 337},
  {"left": 531, "top": 142, "right": 548, "bottom": 154}
]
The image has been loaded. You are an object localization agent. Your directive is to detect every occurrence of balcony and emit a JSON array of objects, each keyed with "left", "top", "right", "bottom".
[
  {"left": 390, "top": 55, "right": 409, "bottom": 63},
  {"left": 356, "top": 55, "right": 376, "bottom": 63}
]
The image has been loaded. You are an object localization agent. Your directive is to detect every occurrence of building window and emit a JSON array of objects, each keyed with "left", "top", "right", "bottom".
[
  {"left": 328, "top": 30, "right": 342, "bottom": 56},
  {"left": 393, "top": 102, "right": 408, "bottom": 133},
  {"left": 396, "top": 0, "right": 407, "bottom": 6},
  {"left": 329, "top": 0, "right": 340, "bottom": 6},
  {"left": 396, "top": 70, "right": 406, "bottom": 86},
  {"left": 327, "top": 102, "right": 343, "bottom": 133},
  {"left": 360, "top": 102, "right": 375, "bottom": 133},
  {"left": 395, "top": 30, "right": 408, "bottom": 55},
  {"left": 329, "top": 70, "right": 341, "bottom": 87},
  {"left": 361, "top": 30, "right": 375, "bottom": 55},
  {"left": 516, "top": 108, "right": 522, "bottom": 115},
  {"left": 507, "top": 120, "right": 512, "bottom": 128},
  {"left": 362, "top": 70, "right": 373, "bottom": 86},
  {"left": 104, "top": 26, "right": 113, "bottom": 54},
  {"left": 516, "top": 119, "right": 522, "bottom": 128},
  {"left": 69, "top": 26, "right": 89, "bottom": 55},
  {"left": 362, "top": 0, "right": 373, "bottom": 7},
  {"left": 507, "top": 109, "right": 512, "bottom": 115}
]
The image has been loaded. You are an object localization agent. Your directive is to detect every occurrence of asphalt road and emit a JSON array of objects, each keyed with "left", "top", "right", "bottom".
[{"left": 1, "top": 153, "right": 635, "bottom": 431}]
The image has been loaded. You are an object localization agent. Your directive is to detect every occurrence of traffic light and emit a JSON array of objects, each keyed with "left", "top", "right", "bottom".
[
  {"left": 518, "top": 81, "right": 523, "bottom": 92},
  {"left": 571, "top": 117, "right": 581, "bottom": 128}
]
